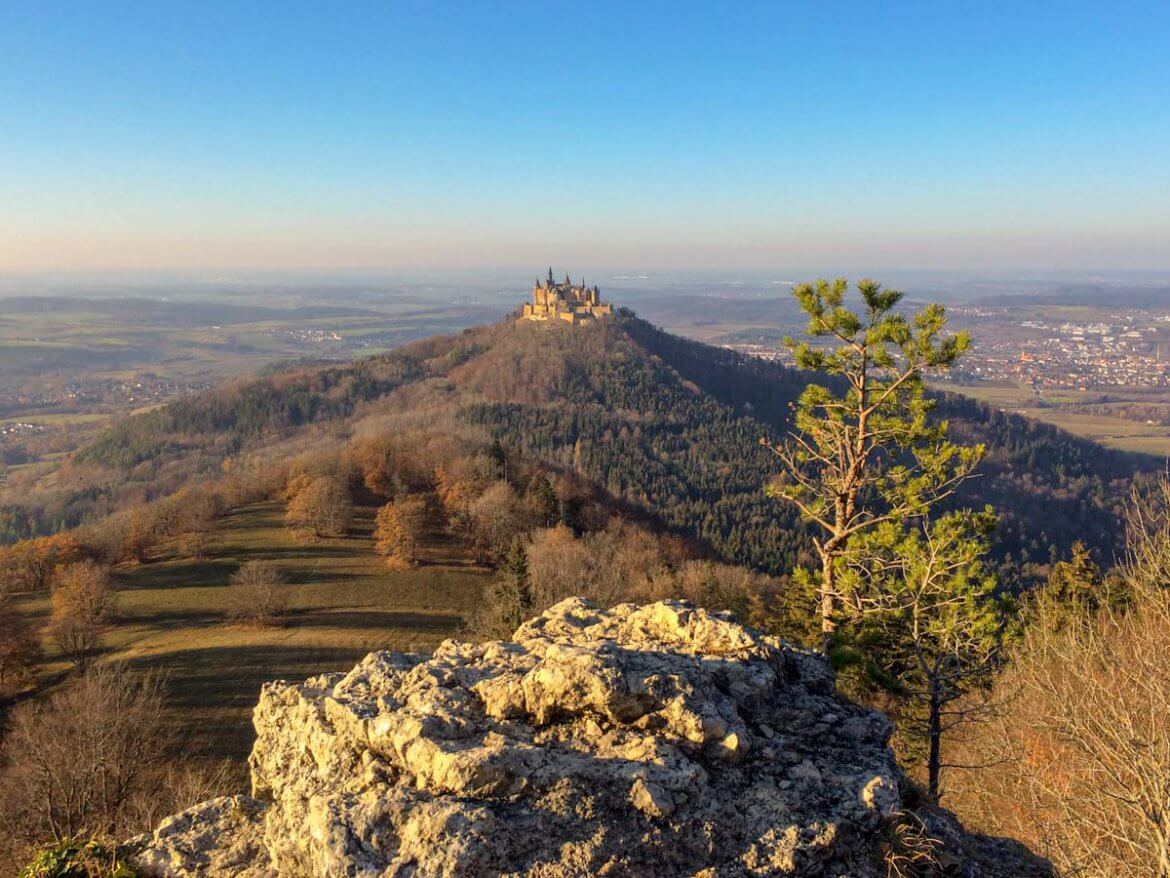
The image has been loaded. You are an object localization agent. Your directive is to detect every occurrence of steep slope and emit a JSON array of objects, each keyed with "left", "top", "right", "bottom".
[
  {"left": 131, "top": 599, "right": 1051, "bottom": 877},
  {"left": 59, "top": 312, "right": 1153, "bottom": 579}
]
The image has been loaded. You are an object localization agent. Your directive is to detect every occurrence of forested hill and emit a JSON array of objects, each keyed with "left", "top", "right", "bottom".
[
  {"left": 48, "top": 312, "right": 1156, "bottom": 581},
  {"left": 456, "top": 315, "right": 1152, "bottom": 578},
  {"left": 616, "top": 318, "right": 1151, "bottom": 573}
]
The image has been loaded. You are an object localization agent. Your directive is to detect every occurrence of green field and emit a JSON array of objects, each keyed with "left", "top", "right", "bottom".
[
  {"left": 939, "top": 382, "right": 1170, "bottom": 458},
  {"left": 15, "top": 500, "right": 491, "bottom": 763}
]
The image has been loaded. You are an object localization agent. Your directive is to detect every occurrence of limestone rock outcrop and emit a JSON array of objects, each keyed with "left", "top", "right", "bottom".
[{"left": 132, "top": 598, "right": 1049, "bottom": 877}]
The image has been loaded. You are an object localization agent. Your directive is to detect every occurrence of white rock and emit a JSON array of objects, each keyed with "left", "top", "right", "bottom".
[{"left": 132, "top": 598, "right": 1049, "bottom": 877}]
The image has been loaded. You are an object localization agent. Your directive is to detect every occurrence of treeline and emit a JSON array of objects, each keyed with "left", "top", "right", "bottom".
[
  {"left": 629, "top": 318, "right": 1152, "bottom": 571},
  {"left": 0, "top": 486, "right": 112, "bottom": 544},
  {"left": 0, "top": 349, "right": 432, "bottom": 546},
  {"left": 76, "top": 355, "right": 423, "bottom": 471},
  {"left": 940, "top": 392, "right": 1141, "bottom": 572},
  {"left": 236, "top": 417, "right": 785, "bottom": 646},
  {"left": 463, "top": 400, "right": 807, "bottom": 573},
  {"left": 1063, "top": 401, "right": 1170, "bottom": 425}
]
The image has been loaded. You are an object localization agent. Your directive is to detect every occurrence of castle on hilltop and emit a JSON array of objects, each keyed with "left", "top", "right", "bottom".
[{"left": 521, "top": 268, "right": 614, "bottom": 324}]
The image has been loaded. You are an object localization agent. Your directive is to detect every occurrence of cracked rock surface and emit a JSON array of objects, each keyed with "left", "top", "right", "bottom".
[{"left": 132, "top": 598, "right": 1049, "bottom": 877}]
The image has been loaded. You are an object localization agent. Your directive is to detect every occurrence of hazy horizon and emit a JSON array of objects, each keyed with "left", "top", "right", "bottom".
[{"left": 5, "top": 265, "right": 1170, "bottom": 311}]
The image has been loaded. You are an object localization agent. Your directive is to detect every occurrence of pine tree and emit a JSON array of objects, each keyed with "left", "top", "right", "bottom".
[
  {"left": 764, "top": 277, "right": 983, "bottom": 650},
  {"left": 489, "top": 440, "right": 508, "bottom": 482},
  {"left": 1033, "top": 541, "right": 1100, "bottom": 617},
  {"left": 489, "top": 543, "right": 532, "bottom": 635},
  {"left": 524, "top": 473, "right": 560, "bottom": 528}
]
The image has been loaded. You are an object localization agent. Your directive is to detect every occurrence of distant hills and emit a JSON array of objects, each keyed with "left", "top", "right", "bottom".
[
  {"left": 56, "top": 311, "right": 1155, "bottom": 584},
  {"left": 0, "top": 296, "right": 381, "bottom": 326},
  {"left": 977, "top": 285, "right": 1170, "bottom": 309}
]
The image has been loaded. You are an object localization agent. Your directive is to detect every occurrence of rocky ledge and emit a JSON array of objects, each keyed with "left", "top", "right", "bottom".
[{"left": 132, "top": 598, "right": 1049, "bottom": 877}]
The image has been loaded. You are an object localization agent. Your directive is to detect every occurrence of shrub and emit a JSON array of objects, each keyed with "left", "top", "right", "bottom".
[
  {"left": 0, "top": 665, "right": 166, "bottom": 856},
  {"left": 948, "top": 478, "right": 1170, "bottom": 876},
  {"left": 19, "top": 838, "right": 139, "bottom": 878}
]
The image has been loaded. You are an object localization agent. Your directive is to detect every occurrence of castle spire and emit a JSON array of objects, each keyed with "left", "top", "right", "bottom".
[{"left": 547, "top": 266, "right": 554, "bottom": 285}]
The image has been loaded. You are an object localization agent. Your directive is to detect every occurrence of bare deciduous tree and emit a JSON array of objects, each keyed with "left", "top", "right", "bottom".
[
  {"left": 468, "top": 481, "right": 524, "bottom": 564},
  {"left": 0, "top": 664, "right": 167, "bottom": 847},
  {"left": 178, "top": 527, "right": 215, "bottom": 563},
  {"left": 228, "top": 560, "right": 289, "bottom": 626},
  {"left": 49, "top": 561, "right": 115, "bottom": 670},
  {"left": 525, "top": 524, "right": 595, "bottom": 608},
  {"left": 374, "top": 495, "right": 428, "bottom": 568},
  {"left": 284, "top": 475, "right": 352, "bottom": 540}
]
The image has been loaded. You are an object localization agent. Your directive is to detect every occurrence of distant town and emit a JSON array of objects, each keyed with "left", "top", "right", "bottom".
[
  {"left": 0, "top": 376, "right": 215, "bottom": 419},
  {"left": 722, "top": 304, "right": 1170, "bottom": 390}
]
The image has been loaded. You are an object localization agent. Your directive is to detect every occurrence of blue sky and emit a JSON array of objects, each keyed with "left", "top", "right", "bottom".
[{"left": 2, "top": 1, "right": 1168, "bottom": 271}]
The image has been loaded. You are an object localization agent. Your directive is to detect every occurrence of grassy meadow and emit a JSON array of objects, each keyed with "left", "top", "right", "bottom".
[{"left": 13, "top": 499, "right": 491, "bottom": 763}]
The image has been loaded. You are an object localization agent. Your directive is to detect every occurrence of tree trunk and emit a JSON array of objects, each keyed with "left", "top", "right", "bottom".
[
  {"left": 820, "top": 553, "right": 836, "bottom": 653},
  {"left": 1156, "top": 817, "right": 1170, "bottom": 878},
  {"left": 927, "top": 686, "right": 942, "bottom": 800}
]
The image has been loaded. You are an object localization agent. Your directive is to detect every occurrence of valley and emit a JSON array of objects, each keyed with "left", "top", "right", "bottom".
[{"left": 931, "top": 381, "right": 1170, "bottom": 456}]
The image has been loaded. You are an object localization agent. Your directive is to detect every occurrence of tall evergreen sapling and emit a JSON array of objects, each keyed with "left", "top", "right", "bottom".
[{"left": 764, "top": 278, "right": 983, "bottom": 650}]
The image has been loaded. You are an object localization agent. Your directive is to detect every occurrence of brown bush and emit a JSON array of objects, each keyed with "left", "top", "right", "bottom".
[
  {"left": 0, "top": 664, "right": 166, "bottom": 853},
  {"left": 178, "top": 527, "right": 215, "bottom": 562},
  {"left": 0, "top": 664, "right": 235, "bottom": 874},
  {"left": 468, "top": 481, "right": 524, "bottom": 564},
  {"left": 948, "top": 479, "right": 1170, "bottom": 877},
  {"left": 120, "top": 505, "right": 160, "bottom": 564},
  {"left": 518, "top": 522, "right": 768, "bottom": 624},
  {"left": 524, "top": 524, "right": 592, "bottom": 608}
]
